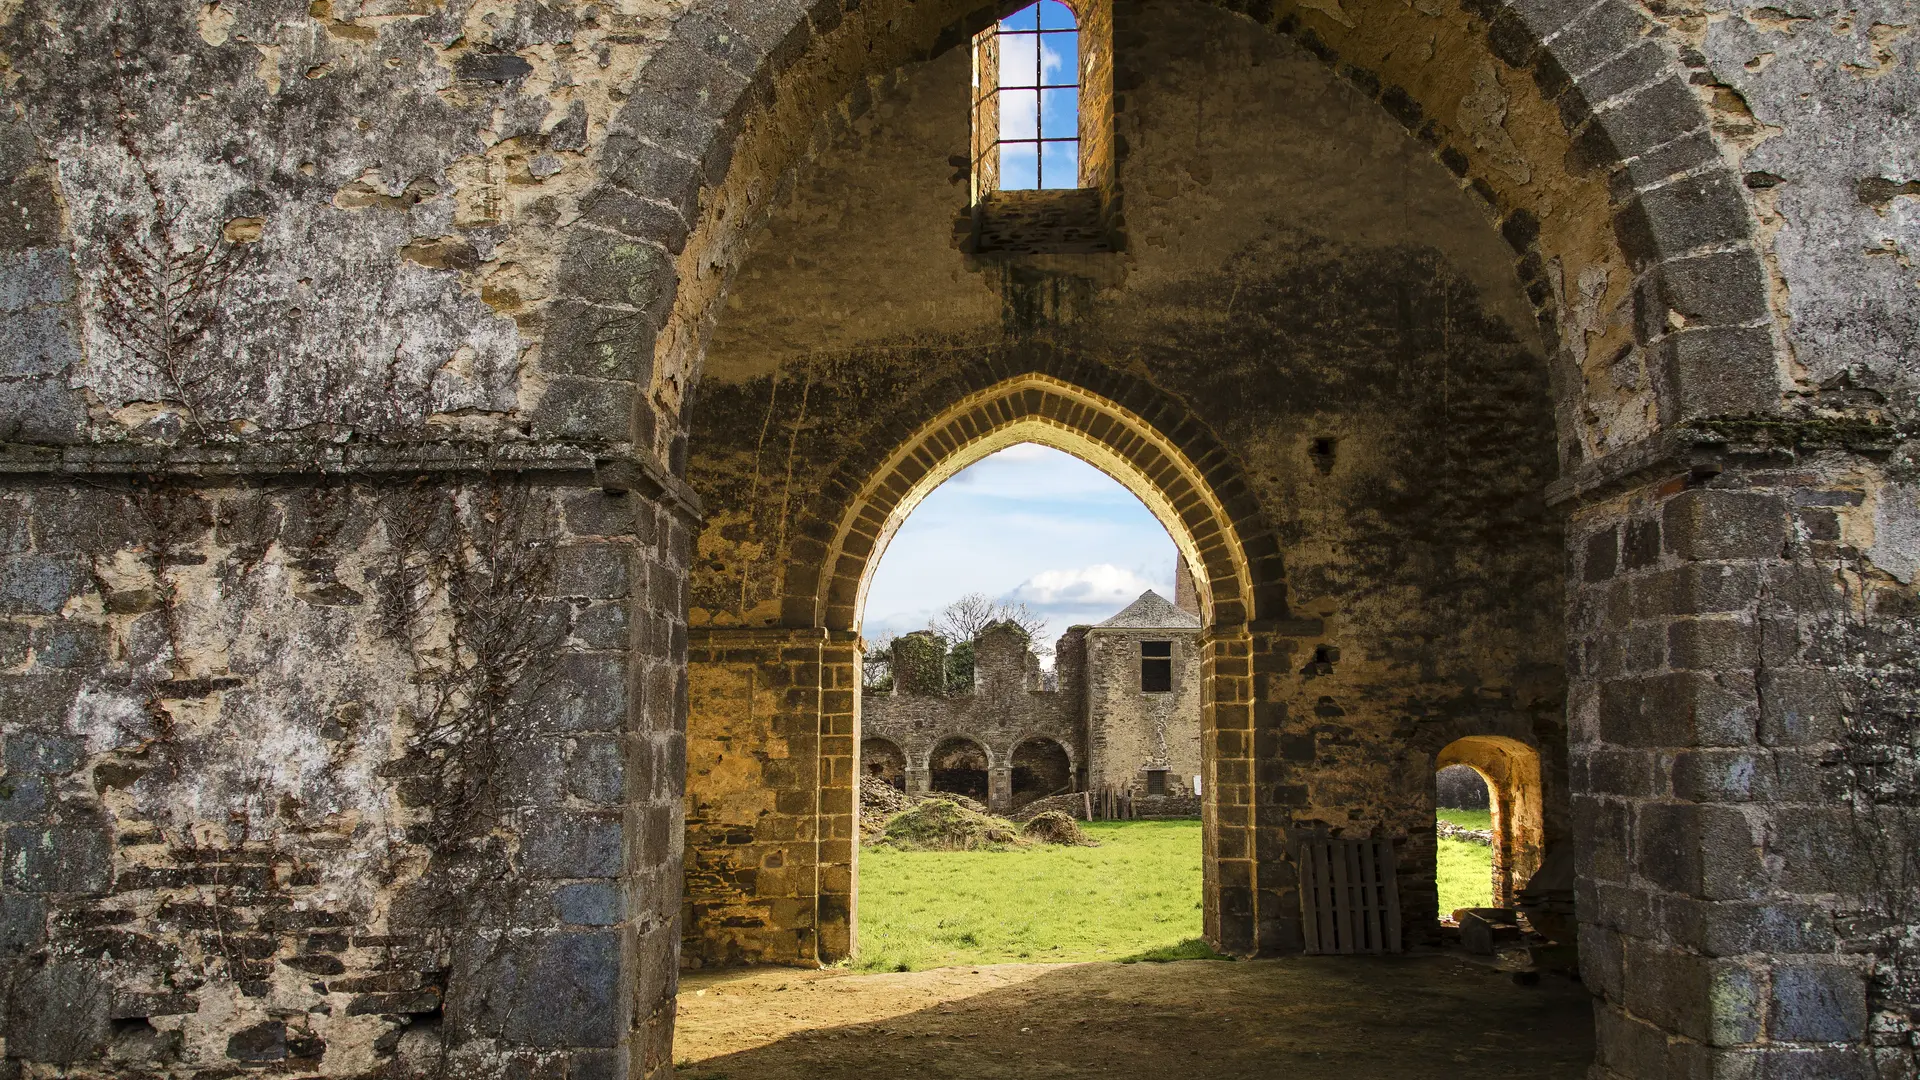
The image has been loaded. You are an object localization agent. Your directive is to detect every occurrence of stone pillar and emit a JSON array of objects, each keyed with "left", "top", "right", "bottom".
[
  {"left": 1202, "top": 626, "right": 1255, "bottom": 954},
  {"left": 988, "top": 765, "right": 1013, "bottom": 815},
  {"left": 1568, "top": 462, "right": 1904, "bottom": 1079},
  {"left": 683, "top": 627, "right": 858, "bottom": 968},
  {"left": 905, "top": 765, "right": 931, "bottom": 796}
]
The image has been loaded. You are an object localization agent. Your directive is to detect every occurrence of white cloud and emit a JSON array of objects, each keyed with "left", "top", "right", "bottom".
[
  {"left": 862, "top": 442, "right": 1179, "bottom": 662},
  {"left": 1007, "top": 564, "right": 1157, "bottom": 608}
]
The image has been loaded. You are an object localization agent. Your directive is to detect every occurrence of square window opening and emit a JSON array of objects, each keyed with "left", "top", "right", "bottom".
[{"left": 1141, "top": 640, "right": 1172, "bottom": 693}]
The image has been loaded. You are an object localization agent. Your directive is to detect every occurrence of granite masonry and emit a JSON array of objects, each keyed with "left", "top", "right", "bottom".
[{"left": 0, "top": 0, "right": 1912, "bottom": 1075}]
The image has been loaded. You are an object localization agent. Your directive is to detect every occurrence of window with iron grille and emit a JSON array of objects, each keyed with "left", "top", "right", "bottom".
[
  {"left": 1140, "top": 640, "right": 1172, "bottom": 693},
  {"left": 1147, "top": 769, "right": 1168, "bottom": 796},
  {"left": 972, "top": 1, "right": 1081, "bottom": 195}
]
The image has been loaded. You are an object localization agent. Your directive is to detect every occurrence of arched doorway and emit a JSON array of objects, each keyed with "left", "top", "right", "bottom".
[
  {"left": 1010, "top": 737, "right": 1074, "bottom": 809},
  {"left": 1436, "top": 736, "right": 1546, "bottom": 909},
  {"left": 864, "top": 736, "right": 908, "bottom": 791},
  {"left": 928, "top": 736, "right": 992, "bottom": 802}
]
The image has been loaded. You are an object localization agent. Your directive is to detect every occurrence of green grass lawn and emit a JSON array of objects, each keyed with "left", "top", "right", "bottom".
[
  {"left": 1437, "top": 806, "right": 1493, "bottom": 831},
  {"left": 856, "top": 819, "right": 1220, "bottom": 972},
  {"left": 1437, "top": 806, "right": 1494, "bottom": 915},
  {"left": 856, "top": 816, "right": 1498, "bottom": 968}
]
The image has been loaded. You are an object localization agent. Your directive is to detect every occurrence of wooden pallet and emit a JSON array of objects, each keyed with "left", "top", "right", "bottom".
[{"left": 1298, "top": 838, "right": 1403, "bottom": 954}]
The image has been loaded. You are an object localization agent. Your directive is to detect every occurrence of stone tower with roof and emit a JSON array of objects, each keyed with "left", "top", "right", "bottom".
[{"left": 1078, "top": 589, "right": 1204, "bottom": 805}]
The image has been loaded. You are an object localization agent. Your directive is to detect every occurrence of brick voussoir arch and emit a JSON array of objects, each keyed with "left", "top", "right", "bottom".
[
  {"left": 555, "top": 0, "right": 1782, "bottom": 474},
  {"left": 785, "top": 370, "right": 1271, "bottom": 634}
]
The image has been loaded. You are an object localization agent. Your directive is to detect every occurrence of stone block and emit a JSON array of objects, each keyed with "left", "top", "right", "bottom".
[
  {"left": 0, "top": 376, "right": 86, "bottom": 443},
  {"left": 1657, "top": 325, "right": 1782, "bottom": 418},
  {"left": 1663, "top": 490, "right": 1788, "bottom": 561},
  {"left": 1767, "top": 810, "right": 1873, "bottom": 896},
  {"left": 0, "top": 305, "right": 81, "bottom": 377},
  {"left": 0, "top": 892, "right": 46, "bottom": 953},
  {"left": 1666, "top": 617, "right": 1756, "bottom": 671},
  {"left": 0, "top": 555, "right": 83, "bottom": 615},
  {"left": 456, "top": 930, "right": 621, "bottom": 1048},
  {"left": 1757, "top": 669, "right": 1845, "bottom": 746},
  {"left": 554, "top": 882, "right": 622, "bottom": 926},
  {"left": 28, "top": 622, "right": 109, "bottom": 670},
  {"left": 1634, "top": 803, "right": 1761, "bottom": 900},
  {"left": 0, "top": 774, "right": 49, "bottom": 820},
  {"left": 1639, "top": 250, "right": 1772, "bottom": 335},
  {"left": 551, "top": 545, "right": 632, "bottom": 600},
  {"left": 556, "top": 229, "right": 677, "bottom": 314},
  {"left": 522, "top": 653, "right": 630, "bottom": 733},
  {"left": 518, "top": 812, "right": 623, "bottom": 879},
  {"left": 0, "top": 248, "right": 76, "bottom": 310},
  {"left": 530, "top": 376, "right": 635, "bottom": 442},
  {"left": 1769, "top": 960, "right": 1868, "bottom": 1042},
  {"left": 1546, "top": 0, "right": 1651, "bottom": 78},
  {"left": 541, "top": 299, "right": 657, "bottom": 379},
  {"left": 1599, "top": 671, "right": 1755, "bottom": 748},
  {"left": 566, "top": 735, "right": 626, "bottom": 805},
  {"left": 572, "top": 602, "right": 630, "bottom": 650},
  {"left": 1671, "top": 749, "right": 1767, "bottom": 803},
  {"left": 3, "top": 824, "right": 112, "bottom": 893},
  {"left": 4, "top": 960, "right": 110, "bottom": 1062},
  {"left": 1585, "top": 77, "right": 1705, "bottom": 162},
  {"left": 5, "top": 733, "right": 89, "bottom": 775},
  {"left": 1615, "top": 170, "right": 1753, "bottom": 270},
  {"left": 1584, "top": 525, "right": 1619, "bottom": 581}
]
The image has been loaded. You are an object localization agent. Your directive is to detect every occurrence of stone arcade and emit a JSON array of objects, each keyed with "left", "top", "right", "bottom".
[
  {"left": 860, "top": 587, "right": 1205, "bottom": 815},
  {"left": 0, "top": 0, "right": 1915, "bottom": 1076}
]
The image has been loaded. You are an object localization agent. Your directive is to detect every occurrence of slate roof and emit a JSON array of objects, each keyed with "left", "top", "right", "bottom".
[{"left": 1094, "top": 590, "right": 1202, "bottom": 630}]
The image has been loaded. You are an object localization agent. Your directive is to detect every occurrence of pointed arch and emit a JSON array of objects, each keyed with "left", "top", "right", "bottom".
[{"left": 790, "top": 372, "right": 1269, "bottom": 634}]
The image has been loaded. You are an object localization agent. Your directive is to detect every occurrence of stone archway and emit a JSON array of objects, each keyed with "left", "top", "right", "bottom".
[
  {"left": 863, "top": 736, "right": 908, "bottom": 790},
  {"left": 929, "top": 736, "right": 993, "bottom": 801},
  {"left": 1437, "top": 735, "right": 1546, "bottom": 908},
  {"left": 1011, "top": 737, "right": 1074, "bottom": 810},
  {"left": 684, "top": 368, "right": 1272, "bottom": 964}
]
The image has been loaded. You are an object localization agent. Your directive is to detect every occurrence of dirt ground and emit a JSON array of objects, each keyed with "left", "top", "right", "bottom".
[{"left": 675, "top": 953, "right": 1594, "bottom": 1079}]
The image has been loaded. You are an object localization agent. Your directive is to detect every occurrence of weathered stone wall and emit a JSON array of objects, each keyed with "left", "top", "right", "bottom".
[
  {"left": 0, "top": 472, "right": 689, "bottom": 1077},
  {"left": 863, "top": 625, "right": 1085, "bottom": 814},
  {"left": 1083, "top": 627, "right": 1203, "bottom": 799},
  {"left": 1569, "top": 448, "right": 1920, "bottom": 1078},
  {"left": 681, "top": 627, "right": 857, "bottom": 969}
]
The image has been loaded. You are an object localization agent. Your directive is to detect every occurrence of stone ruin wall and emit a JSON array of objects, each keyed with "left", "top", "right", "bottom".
[{"left": 862, "top": 626, "right": 1085, "bottom": 814}]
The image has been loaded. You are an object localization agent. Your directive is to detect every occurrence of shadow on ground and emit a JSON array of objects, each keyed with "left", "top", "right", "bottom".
[{"left": 675, "top": 953, "right": 1593, "bottom": 1080}]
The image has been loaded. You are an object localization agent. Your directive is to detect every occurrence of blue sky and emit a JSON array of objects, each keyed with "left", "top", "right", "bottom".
[{"left": 862, "top": 444, "right": 1179, "bottom": 660}]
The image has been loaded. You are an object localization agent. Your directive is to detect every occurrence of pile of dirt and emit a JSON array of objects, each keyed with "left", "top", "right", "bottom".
[
  {"left": 1021, "top": 810, "right": 1095, "bottom": 846},
  {"left": 878, "top": 799, "right": 1026, "bottom": 851},
  {"left": 861, "top": 777, "right": 997, "bottom": 841}
]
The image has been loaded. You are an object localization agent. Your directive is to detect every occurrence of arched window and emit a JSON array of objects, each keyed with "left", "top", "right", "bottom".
[{"left": 975, "top": 1, "right": 1080, "bottom": 192}]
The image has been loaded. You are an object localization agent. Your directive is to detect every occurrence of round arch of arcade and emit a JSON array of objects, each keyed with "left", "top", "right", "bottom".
[{"left": 550, "top": 0, "right": 1784, "bottom": 461}]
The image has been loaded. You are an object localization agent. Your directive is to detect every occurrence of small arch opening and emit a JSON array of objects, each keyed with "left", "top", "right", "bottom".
[
  {"left": 929, "top": 737, "right": 992, "bottom": 802},
  {"left": 863, "top": 737, "right": 907, "bottom": 792},
  {"left": 1435, "top": 736, "right": 1545, "bottom": 914},
  {"left": 1010, "top": 737, "right": 1073, "bottom": 809}
]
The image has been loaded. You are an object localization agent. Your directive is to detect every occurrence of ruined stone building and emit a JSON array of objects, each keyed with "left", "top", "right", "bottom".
[
  {"left": 0, "top": 0, "right": 1916, "bottom": 1075},
  {"left": 863, "top": 589, "right": 1204, "bottom": 815}
]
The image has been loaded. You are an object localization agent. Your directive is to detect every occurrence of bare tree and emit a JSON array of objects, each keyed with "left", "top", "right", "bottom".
[
  {"left": 929, "top": 593, "right": 1047, "bottom": 643},
  {"left": 863, "top": 632, "right": 896, "bottom": 690}
]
